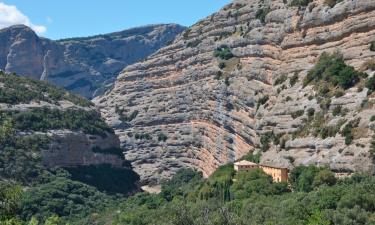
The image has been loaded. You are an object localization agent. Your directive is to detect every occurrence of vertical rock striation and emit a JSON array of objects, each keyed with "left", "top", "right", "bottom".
[
  {"left": 95, "top": 0, "right": 375, "bottom": 183},
  {"left": 0, "top": 24, "right": 185, "bottom": 98}
]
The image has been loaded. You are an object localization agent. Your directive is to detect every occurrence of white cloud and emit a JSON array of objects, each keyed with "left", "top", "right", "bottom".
[{"left": 0, "top": 2, "right": 46, "bottom": 34}]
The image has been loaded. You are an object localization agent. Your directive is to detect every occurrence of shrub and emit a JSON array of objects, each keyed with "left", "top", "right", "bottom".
[
  {"left": 290, "top": 72, "right": 299, "bottom": 86},
  {"left": 290, "top": 0, "right": 313, "bottom": 7},
  {"left": 214, "top": 45, "right": 234, "bottom": 60},
  {"left": 332, "top": 105, "right": 342, "bottom": 116},
  {"left": 370, "top": 42, "right": 375, "bottom": 51},
  {"left": 324, "top": 0, "right": 343, "bottom": 7},
  {"left": 365, "top": 76, "right": 375, "bottom": 94},
  {"left": 218, "top": 62, "right": 226, "bottom": 69},
  {"left": 341, "top": 119, "right": 360, "bottom": 145},
  {"left": 158, "top": 133, "right": 168, "bottom": 142},
  {"left": 307, "top": 108, "right": 315, "bottom": 118},
  {"left": 4, "top": 107, "right": 113, "bottom": 137},
  {"left": 256, "top": 95, "right": 269, "bottom": 110},
  {"left": 255, "top": 7, "right": 270, "bottom": 23},
  {"left": 260, "top": 132, "right": 275, "bottom": 152},
  {"left": 274, "top": 74, "right": 288, "bottom": 86},
  {"left": 303, "top": 52, "right": 366, "bottom": 90},
  {"left": 119, "top": 110, "right": 139, "bottom": 123},
  {"left": 289, "top": 165, "right": 336, "bottom": 192},
  {"left": 291, "top": 110, "right": 304, "bottom": 119},
  {"left": 370, "top": 115, "right": 375, "bottom": 122}
]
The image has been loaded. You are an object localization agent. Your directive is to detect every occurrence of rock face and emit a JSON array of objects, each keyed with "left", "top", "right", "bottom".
[
  {"left": 95, "top": 0, "right": 375, "bottom": 183},
  {"left": 0, "top": 72, "right": 125, "bottom": 170},
  {"left": 0, "top": 24, "right": 185, "bottom": 98}
]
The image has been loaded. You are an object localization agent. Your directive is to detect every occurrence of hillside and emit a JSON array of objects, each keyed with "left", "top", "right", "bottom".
[
  {"left": 95, "top": 0, "right": 375, "bottom": 183},
  {"left": 0, "top": 71, "right": 139, "bottom": 192},
  {"left": 0, "top": 24, "right": 185, "bottom": 98}
]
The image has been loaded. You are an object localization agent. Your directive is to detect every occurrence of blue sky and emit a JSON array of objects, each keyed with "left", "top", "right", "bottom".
[{"left": 0, "top": 0, "right": 230, "bottom": 40}]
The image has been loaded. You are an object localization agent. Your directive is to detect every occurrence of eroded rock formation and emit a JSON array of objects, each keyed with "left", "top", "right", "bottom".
[
  {"left": 0, "top": 24, "right": 185, "bottom": 98},
  {"left": 95, "top": 0, "right": 375, "bottom": 183}
]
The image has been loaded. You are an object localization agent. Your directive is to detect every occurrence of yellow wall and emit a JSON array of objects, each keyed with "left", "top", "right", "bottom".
[{"left": 260, "top": 166, "right": 288, "bottom": 183}]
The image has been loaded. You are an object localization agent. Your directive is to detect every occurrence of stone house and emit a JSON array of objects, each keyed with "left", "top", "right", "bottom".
[
  {"left": 233, "top": 160, "right": 289, "bottom": 183},
  {"left": 234, "top": 160, "right": 258, "bottom": 171}
]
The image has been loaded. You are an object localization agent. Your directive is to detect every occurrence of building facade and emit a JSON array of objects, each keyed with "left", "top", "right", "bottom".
[
  {"left": 259, "top": 165, "right": 289, "bottom": 183},
  {"left": 234, "top": 160, "right": 258, "bottom": 172}
]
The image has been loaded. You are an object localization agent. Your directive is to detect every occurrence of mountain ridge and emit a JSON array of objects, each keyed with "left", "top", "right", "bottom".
[{"left": 0, "top": 23, "right": 185, "bottom": 98}]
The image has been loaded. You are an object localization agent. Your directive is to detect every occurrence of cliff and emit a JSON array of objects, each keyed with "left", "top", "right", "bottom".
[
  {"left": 95, "top": 0, "right": 375, "bottom": 183},
  {"left": 0, "top": 72, "right": 138, "bottom": 189},
  {"left": 0, "top": 24, "right": 185, "bottom": 98}
]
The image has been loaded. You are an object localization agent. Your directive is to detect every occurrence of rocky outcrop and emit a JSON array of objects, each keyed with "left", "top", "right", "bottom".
[
  {"left": 0, "top": 24, "right": 185, "bottom": 98},
  {"left": 95, "top": 0, "right": 375, "bottom": 183},
  {"left": 0, "top": 72, "right": 126, "bottom": 170}
]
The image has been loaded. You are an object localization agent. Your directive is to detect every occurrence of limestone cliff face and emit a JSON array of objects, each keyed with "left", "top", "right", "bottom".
[
  {"left": 0, "top": 24, "right": 185, "bottom": 98},
  {"left": 95, "top": 0, "right": 375, "bottom": 183},
  {"left": 0, "top": 73, "right": 125, "bottom": 170}
]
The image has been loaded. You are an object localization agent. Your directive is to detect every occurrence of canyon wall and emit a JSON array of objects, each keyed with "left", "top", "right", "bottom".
[
  {"left": 95, "top": 0, "right": 375, "bottom": 183},
  {"left": 0, "top": 24, "right": 185, "bottom": 98}
]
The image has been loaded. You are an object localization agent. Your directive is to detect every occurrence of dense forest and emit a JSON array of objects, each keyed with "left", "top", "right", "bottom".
[{"left": 2, "top": 161, "right": 375, "bottom": 224}]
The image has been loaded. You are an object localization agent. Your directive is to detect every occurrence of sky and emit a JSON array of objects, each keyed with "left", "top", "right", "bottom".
[{"left": 0, "top": 0, "right": 231, "bottom": 40}]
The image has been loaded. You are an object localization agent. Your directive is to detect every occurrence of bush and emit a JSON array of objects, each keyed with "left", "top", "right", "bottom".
[
  {"left": 365, "top": 75, "right": 375, "bottom": 94},
  {"left": 218, "top": 62, "right": 226, "bottom": 69},
  {"left": 324, "top": 0, "right": 343, "bottom": 7},
  {"left": 21, "top": 177, "right": 114, "bottom": 221},
  {"left": 4, "top": 107, "right": 113, "bottom": 137},
  {"left": 214, "top": 45, "right": 234, "bottom": 60},
  {"left": 303, "top": 52, "right": 366, "bottom": 90},
  {"left": 274, "top": 74, "right": 287, "bottom": 86},
  {"left": 289, "top": 165, "right": 336, "bottom": 192},
  {"left": 340, "top": 119, "right": 360, "bottom": 145},
  {"left": 0, "top": 72, "right": 91, "bottom": 107},
  {"left": 370, "top": 42, "right": 375, "bottom": 51},
  {"left": 290, "top": 72, "right": 299, "bottom": 86},
  {"left": 158, "top": 133, "right": 168, "bottom": 142},
  {"left": 255, "top": 7, "right": 270, "bottom": 23},
  {"left": 290, "top": 0, "right": 313, "bottom": 6},
  {"left": 91, "top": 146, "right": 124, "bottom": 158},
  {"left": 291, "top": 110, "right": 304, "bottom": 119},
  {"left": 256, "top": 95, "right": 269, "bottom": 110},
  {"left": 332, "top": 105, "right": 342, "bottom": 116}
]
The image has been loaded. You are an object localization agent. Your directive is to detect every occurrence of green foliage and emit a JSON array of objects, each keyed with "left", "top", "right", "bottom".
[
  {"left": 157, "top": 133, "right": 168, "bottom": 142},
  {"left": 256, "top": 95, "right": 269, "bottom": 110},
  {"left": 290, "top": 72, "right": 299, "bottom": 86},
  {"left": 218, "top": 62, "right": 226, "bottom": 69},
  {"left": 289, "top": 165, "right": 336, "bottom": 192},
  {"left": 119, "top": 110, "right": 139, "bottom": 123},
  {"left": 161, "top": 169, "right": 203, "bottom": 201},
  {"left": 0, "top": 72, "right": 91, "bottom": 107},
  {"left": 134, "top": 133, "right": 152, "bottom": 140},
  {"left": 255, "top": 7, "right": 270, "bottom": 23},
  {"left": 0, "top": 182, "right": 23, "bottom": 221},
  {"left": 304, "top": 52, "right": 366, "bottom": 90},
  {"left": 94, "top": 165, "right": 375, "bottom": 225},
  {"left": 21, "top": 177, "right": 114, "bottom": 221},
  {"left": 242, "top": 152, "right": 261, "bottom": 163},
  {"left": 365, "top": 75, "right": 375, "bottom": 94},
  {"left": 332, "top": 105, "right": 342, "bottom": 116},
  {"left": 324, "top": 0, "right": 343, "bottom": 7},
  {"left": 260, "top": 132, "right": 275, "bottom": 151},
  {"left": 2, "top": 107, "right": 113, "bottom": 137},
  {"left": 0, "top": 134, "right": 50, "bottom": 184},
  {"left": 214, "top": 45, "right": 234, "bottom": 60},
  {"left": 65, "top": 164, "right": 140, "bottom": 195},
  {"left": 370, "top": 41, "right": 375, "bottom": 51},
  {"left": 290, "top": 0, "right": 313, "bottom": 6},
  {"left": 274, "top": 74, "right": 287, "bottom": 86},
  {"left": 291, "top": 110, "right": 304, "bottom": 119},
  {"left": 340, "top": 118, "right": 360, "bottom": 145}
]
